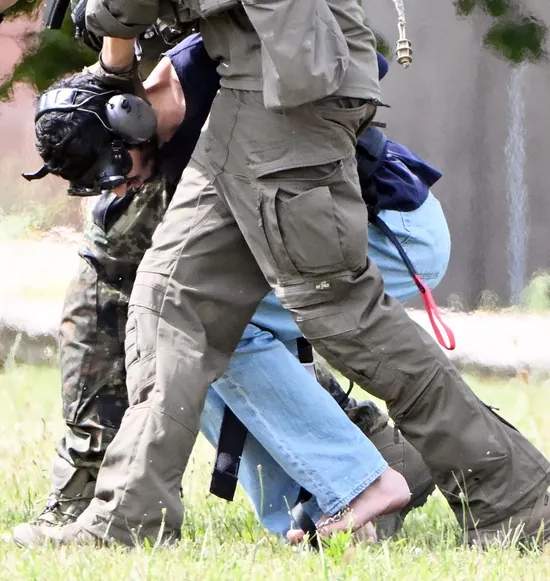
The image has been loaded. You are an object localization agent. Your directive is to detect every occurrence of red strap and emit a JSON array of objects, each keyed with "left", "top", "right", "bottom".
[{"left": 412, "top": 275, "right": 456, "bottom": 351}]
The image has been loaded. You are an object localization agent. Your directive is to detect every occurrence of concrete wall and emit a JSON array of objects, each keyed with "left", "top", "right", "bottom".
[{"left": 368, "top": 0, "right": 550, "bottom": 309}]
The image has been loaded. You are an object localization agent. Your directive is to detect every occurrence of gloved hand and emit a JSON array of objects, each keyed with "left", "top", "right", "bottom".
[{"left": 83, "top": 52, "right": 147, "bottom": 99}]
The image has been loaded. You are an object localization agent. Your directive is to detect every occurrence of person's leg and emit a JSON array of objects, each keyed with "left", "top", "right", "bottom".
[
  {"left": 205, "top": 88, "right": 550, "bottom": 545},
  {"left": 55, "top": 183, "right": 173, "bottom": 481},
  {"left": 70, "top": 160, "right": 274, "bottom": 545},
  {"left": 205, "top": 323, "right": 389, "bottom": 527},
  {"left": 12, "top": 258, "right": 127, "bottom": 544},
  {"left": 12, "top": 183, "right": 170, "bottom": 547},
  {"left": 219, "top": 193, "right": 449, "bottom": 538}
]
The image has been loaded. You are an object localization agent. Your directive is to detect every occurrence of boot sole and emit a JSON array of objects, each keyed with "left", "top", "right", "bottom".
[{"left": 468, "top": 484, "right": 550, "bottom": 549}]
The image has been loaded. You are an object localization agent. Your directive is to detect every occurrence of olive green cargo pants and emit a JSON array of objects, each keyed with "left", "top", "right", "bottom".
[{"left": 78, "top": 90, "right": 549, "bottom": 545}]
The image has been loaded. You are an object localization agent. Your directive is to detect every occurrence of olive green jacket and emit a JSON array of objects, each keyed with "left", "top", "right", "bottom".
[{"left": 86, "top": 0, "right": 380, "bottom": 109}]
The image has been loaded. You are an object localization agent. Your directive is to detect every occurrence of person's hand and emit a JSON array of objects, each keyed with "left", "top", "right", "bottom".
[
  {"left": 83, "top": 54, "right": 147, "bottom": 99},
  {"left": 83, "top": 38, "right": 147, "bottom": 98}
]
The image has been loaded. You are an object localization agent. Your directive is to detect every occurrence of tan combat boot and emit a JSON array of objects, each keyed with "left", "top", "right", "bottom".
[
  {"left": 314, "top": 362, "right": 435, "bottom": 538},
  {"left": 13, "top": 468, "right": 96, "bottom": 548},
  {"left": 468, "top": 478, "right": 550, "bottom": 548}
]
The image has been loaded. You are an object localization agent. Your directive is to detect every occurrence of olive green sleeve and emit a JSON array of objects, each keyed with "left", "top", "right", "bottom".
[{"left": 85, "top": 0, "right": 160, "bottom": 38}]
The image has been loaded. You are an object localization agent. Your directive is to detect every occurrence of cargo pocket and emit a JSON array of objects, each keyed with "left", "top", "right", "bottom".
[
  {"left": 278, "top": 185, "right": 346, "bottom": 272},
  {"left": 259, "top": 182, "right": 349, "bottom": 282},
  {"left": 124, "top": 274, "right": 167, "bottom": 397}
]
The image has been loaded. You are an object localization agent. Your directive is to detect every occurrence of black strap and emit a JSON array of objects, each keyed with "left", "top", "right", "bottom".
[
  {"left": 296, "top": 337, "right": 314, "bottom": 364},
  {"left": 209, "top": 406, "right": 248, "bottom": 501},
  {"left": 290, "top": 500, "right": 319, "bottom": 550},
  {"left": 289, "top": 340, "right": 320, "bottom": 548},
  {"left": 370, "top": 214, "right": 418, "bottom": 279},
  {"left": 209, "top": 338, "right": 315, "bottom": 504},
  {"left": 294, "top": 339, "right": 314, "bottom": 515}
]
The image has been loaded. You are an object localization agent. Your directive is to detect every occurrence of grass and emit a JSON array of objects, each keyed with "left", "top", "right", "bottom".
[
  {"left": 521, "top": 272, "right": 550, "bottom": 313},
  {"left": 1, "top": 365, "right": 549, "bottom": 580}
]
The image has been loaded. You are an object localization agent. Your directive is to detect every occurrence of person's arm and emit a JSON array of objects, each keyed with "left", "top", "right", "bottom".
[
  {"left": 142, "top": 56, "right": 186, "bottom": 145},
  {"left": 83, "top": 37, "right": 144, "bottom": 95},
  {"left": 85, "top": 0, "right": 159, "bottom": 40},
  {"left": 82, "top": 0, "right": 163, "bottom": 93},
  {"left": 101, "top": 38, "right": 136, "bottom": 71},
  {"left": 83, "top": 0, "right": 158, "bottom": 77}
]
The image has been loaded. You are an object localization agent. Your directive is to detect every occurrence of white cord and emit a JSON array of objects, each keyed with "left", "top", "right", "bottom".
[{"left": 391, "top": 0, "right": 406, "bottom": 25}]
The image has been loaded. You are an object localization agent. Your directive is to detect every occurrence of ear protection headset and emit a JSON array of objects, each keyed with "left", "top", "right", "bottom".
[{"left": 23, "top": 88, "right": 158, "bottom": 196}]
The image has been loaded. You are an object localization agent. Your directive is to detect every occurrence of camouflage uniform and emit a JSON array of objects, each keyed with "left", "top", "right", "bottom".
[{"left": 43, "top": 180, "right": 171, "bottom": 523}]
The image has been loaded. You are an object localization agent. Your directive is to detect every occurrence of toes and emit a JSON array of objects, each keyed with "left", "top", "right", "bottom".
[
  {"left": 287, "top": 528, "right": 306, "bottom": 544},
  {"left": 353, "top": 521, "right": 377, "bottom": 543}
]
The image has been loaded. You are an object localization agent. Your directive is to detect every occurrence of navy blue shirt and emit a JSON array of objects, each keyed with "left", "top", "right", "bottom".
[
  {"left": 160, "top": 34, "right": 221, "bottom": 189},
  {"left": 162, "top": 36, "right": 441, "bottom": 212}
]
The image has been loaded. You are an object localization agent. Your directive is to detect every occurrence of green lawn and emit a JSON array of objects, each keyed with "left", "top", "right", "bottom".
[{"left": 0, "top": 366, "right": 549, "bottom": 580}]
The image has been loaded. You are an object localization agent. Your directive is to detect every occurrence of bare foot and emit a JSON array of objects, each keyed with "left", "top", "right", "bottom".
[
  {"left": 287, "top": 520, "right": 378, "bottom": 545},
  {"left": 287, "top": 467, "right": 410, "bottom": 544}
]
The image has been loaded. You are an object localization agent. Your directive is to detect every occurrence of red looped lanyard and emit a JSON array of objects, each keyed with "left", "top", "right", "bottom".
[
  {"left": 412, "top": 274, "right": 456, "bottom": 351},
  {"left": 371, "top": 215, "right": 456, "bottom": 351}
]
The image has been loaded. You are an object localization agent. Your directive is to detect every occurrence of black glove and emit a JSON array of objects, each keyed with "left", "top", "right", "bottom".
[{"left": 83, "top": 52, "right": 146, "bottom": 98}]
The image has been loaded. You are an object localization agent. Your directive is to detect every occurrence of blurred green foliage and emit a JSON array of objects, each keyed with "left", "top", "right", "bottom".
[
  {"left": 373, "top": 32, "right": 391, "bottom": 59},
  {"left": 454, "top": 0, "right": 547, "bottom": 63},
  {"left": 0, "top": 1, "right": 95, "bottom": 101}
]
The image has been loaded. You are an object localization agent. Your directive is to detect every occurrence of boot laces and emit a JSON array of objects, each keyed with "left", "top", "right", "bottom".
[{"left": 35, "top": 492, "right": 94, "bottom": 522}]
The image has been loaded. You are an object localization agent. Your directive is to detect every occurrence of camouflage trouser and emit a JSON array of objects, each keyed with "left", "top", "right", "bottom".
[{"left": 52, "top": 181, "right": 171, "bottom": 490}]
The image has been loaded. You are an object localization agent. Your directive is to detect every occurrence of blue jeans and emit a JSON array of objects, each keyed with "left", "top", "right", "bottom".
[{"left": 201, "top": 193, "right": 450, "bottom": 535}]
